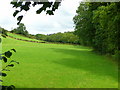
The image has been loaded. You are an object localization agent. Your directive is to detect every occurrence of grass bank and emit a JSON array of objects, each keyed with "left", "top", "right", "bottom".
[{"left": 2, "top": 36, "right": 118, "bottom": 88}]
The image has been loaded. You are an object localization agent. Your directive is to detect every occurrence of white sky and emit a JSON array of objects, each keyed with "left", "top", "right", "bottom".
[{"left": 0, "top": 0, "right": 82, "bottom": 35}]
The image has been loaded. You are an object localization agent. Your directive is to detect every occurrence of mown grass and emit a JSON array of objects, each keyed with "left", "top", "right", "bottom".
[
  {"left": 7, "top": 32, "right": 44, "bottom": 42},
  {"left": 2, "top": 36, "right": 118, "bottom": 88}
]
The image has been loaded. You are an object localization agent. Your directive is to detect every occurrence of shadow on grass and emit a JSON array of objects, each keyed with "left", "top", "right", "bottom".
[{"left": 50, "top": 48, "right": 118, "bottom": 82}]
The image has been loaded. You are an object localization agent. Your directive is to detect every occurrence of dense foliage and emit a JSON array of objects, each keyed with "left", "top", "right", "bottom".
[
  {"left": 35, "top": 32, "right": 80, "bottom": 44},
  {"left": 73, "top": 2, "right": 120, "bottom": 60},
  {"left": 11, "top": 23, "right": 29, "bottom": 36},
  {"left": 10, "top": 24, "right": 80, "bottom": 45}
]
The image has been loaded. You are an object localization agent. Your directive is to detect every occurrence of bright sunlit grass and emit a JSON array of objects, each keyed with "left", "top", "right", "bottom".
[
  {"left": 7, "top": 32, "right": 44, "bottom": 42},
  {"left": 2, "top": 36, "right": 118, "bottom": 88}
]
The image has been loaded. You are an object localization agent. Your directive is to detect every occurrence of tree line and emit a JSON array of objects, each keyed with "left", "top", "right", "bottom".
[
  {"left": 73, "top": 2, "right": 120, "bottom": 60},
  {"left": 35, "top": 32, "right": 80, "bottom": 44},
  {"left": 7, "top": 23, "right": 80, "bottom": 45}
]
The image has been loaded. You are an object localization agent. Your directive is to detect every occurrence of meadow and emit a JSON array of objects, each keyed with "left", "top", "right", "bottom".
[
  {"left": 7, "top": 32, "right": 44, "bottom": 42},
  {"left": 2, "top": 34, "right": 118, "bottom": 88}
]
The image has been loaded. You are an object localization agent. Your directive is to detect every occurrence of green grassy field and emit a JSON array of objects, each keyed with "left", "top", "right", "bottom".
[
  {"left": 2, "top": 35, "right": 118, "bottom": 88},
  {"left": 7, "top": 32, "right": 44, "bottom": 42}
]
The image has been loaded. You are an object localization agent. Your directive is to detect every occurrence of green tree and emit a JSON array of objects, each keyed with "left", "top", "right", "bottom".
[
  {"left": 39, "top": 32, "right": 80, "bottom": 44},
  {"left": 35, "top": 34, "right": 47, "bottom": 41},
  {"left": 73, "top": 2, "right": 96, "bottom": 46},
  {"left": 11, "top": 23, "right": 29, "bottom": 36},
  {"left": 73, "top": 2, "right": 120, "bottom": 59}
]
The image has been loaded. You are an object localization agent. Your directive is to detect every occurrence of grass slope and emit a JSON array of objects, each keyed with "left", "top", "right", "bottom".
[
  {"left": 2, "top": 37, "right": 118, "bottom": 88},
  {"left": 7, "top": 32, "right": 44, "bottom": 42}
]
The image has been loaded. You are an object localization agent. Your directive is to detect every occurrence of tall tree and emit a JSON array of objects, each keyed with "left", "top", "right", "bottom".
[
  {"left": 73, "top": 2, "right": 120, "bottom": 58},
  {"left": 11, "top": 23, "right": 29, "bottom": 36}
]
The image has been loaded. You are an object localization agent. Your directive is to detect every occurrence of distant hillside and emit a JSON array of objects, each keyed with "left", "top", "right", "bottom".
[{"left": 7, "top": 32, "right": 46, "bottom": 43}]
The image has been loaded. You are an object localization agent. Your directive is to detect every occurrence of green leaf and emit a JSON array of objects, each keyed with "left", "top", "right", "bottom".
[
  {"left": 4, "top": 51, "right": 12, "bottom": 58},
  {"left": 46, "top": 10, "right": 54, "bottom": 15},
  {"left": 10, "top": 60, "right": 19, "bottom": 64},
  {"left": 7, "top": 64, "right": 14, "bottom": 67},
  {"left": 0, "top": 80, "right": 3, "bottom": 82},
  {"left": 32, "top": 2, "right": 43, "bottom": 6},
  {"left": 25, "top": 2, "right": 31, "bottom": 7},
  {"left": 17, "top": 15, "right": 23, "bottom": 21},
  {"left": 52, "top": 2, "right": 60, "bottom": 10},
  {"left": 17, "top": 15, "right": 23, "bottom": 25},
  {"left": 21, "top": 5, "right": 30, "bottom": 11},
  {"left": 11, "top": 49, "right": 16, "bottom": 52},
  {"left": 0, "top": 56, "right": 2, "bottom": 60},
  {"left": 10, "top": 2, "right": 17, "bottom": 5},
  {"left": 1, "top": 34, "right": 6, "bottom": 38},
  {"left": 7, "top": 85, "right": 15, "bottom": 90},
  {"left": 36, "top": 8, "right": 43, "bottom": 14},
  {"left": 32, "top": 2, "right": 37, "bottom": 7},
  {"left": 0, "top": 38, "right": 1, "bottom": 43},
  {"left": 45, "top": 2, "right": 53, "bottom": 8},
  {"left": 13, "top": 10, "right": 19, "bottom": 17},
  {"left": 17, "top": 21, "right": 20, "bottom": 25},
  {"left": 2, "top": 69, "right": 10, "bottom": 71},
  {"left": 2, "top": 56, "right": 7, "bottom": 63},
  {"left": 15, "top": 2, "right": 23, "bottom": 8},
  {"left": 0, "top": 72, "right": 7, "bottom": 77},
  {"left": 10, "top": 2, "right": 17, "bottom": 7}
]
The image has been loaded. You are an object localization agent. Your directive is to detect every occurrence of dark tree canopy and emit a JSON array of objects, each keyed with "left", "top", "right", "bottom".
[
  {"left": 35, "top": 32, "right": 80, "bottom": 44},
  {"left": 11, "top": 0, "right": 62, "bottom": 25},
  {"left": 73, "top": 2, "right": 120, "bottom": 60},
  {"left": 11, "top": 23, "right": 29, "bottom": 36}
]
